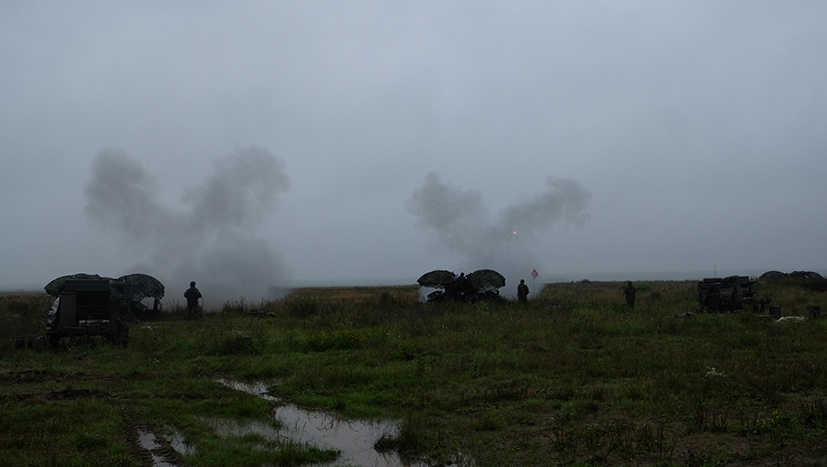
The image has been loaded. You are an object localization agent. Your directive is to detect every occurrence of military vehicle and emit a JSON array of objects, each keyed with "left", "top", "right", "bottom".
[
  {"left": 46, "top": 278, "right": 129, "bottom": 347},
  {"left": 417, "top": 269, "right": 507, "bottom": 303},
  {"left": 697, "top": 275, "right": 770, "bottom": 312},
  {"left": 44, "top": 272, "right": 165, "bottom": 347}
]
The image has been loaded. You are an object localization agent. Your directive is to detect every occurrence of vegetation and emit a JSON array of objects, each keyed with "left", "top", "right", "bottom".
[{"left": 1, "top": 279, "right": 827, "bottom": 465}]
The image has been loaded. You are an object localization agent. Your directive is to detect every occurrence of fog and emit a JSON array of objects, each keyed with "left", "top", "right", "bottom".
[{"left": 2, "top": 2, "right": 826, "bottom": 302}]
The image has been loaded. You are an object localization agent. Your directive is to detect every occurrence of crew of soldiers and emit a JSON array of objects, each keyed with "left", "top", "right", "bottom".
[
  {"left": 444, "top": 272, "right": 474, "bottom": 300},
  {"left": 179, "top": 277, "right": 636, "bottom": 312}
]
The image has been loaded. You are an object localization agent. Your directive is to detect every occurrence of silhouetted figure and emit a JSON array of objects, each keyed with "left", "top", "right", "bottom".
[
  {"left": 455, "top": 272, "right": 472, "bottom": 298},
  {"left": 184, "top": 281, "right": 202, "bottom": 318},
  {"left": 517, "top": 279, "right": 529, "bottom": 302},
  {"left": 623, "top": 281, "right": 636, "bottom": 308}
]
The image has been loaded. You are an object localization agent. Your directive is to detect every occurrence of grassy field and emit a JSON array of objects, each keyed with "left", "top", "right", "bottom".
[{"left": 2, "top": 279, "right": 827, "bottom": 466}]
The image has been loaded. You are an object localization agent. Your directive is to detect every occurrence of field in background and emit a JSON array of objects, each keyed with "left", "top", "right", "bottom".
[{"left": 2, "top": 279, "right": 827, "bottom": 465}]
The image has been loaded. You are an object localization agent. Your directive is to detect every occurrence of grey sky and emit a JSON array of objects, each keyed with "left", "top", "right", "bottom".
[{"left": 2, "top": 1, "right": 825, "bottom": 300}]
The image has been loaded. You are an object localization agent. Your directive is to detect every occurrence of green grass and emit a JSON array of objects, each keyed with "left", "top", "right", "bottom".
[{"left": 2, "top": 280, "right": 827, "bottom": 465}]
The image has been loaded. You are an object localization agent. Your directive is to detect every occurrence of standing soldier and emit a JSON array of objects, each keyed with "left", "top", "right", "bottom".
[
  {"left": 623, "top": 281, "right": 637, "bottom": 309},
  {"left": 517, "top": 279, "right": 529, "bottom": 302},
  {"left": 184, "top": 281, "right": 202, "bottom": 319},
  {"left": 454, "top": 272, "right": 471, "bottom": 300}
]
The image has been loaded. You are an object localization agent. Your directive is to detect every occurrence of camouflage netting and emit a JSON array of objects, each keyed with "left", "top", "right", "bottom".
[
  {"left": 416, "top": 269, "right": 506, "bottom": 292},
  {"left": 117, "top": 273, "right": 165, "bottom": 301},
  {"left": 467, "top": 269, "right": 506, "bottom": 291},
  {"left": 44, "top": 273, "right": 165, "bottom": 301},
  {"left": 44, "top": 273, "right": 107, "bottom": 297},
  {"left": 417, "top": 270, "right": 458, "bottom": 289},
  {"left": 760, "top": 270, "right": 825, "bottom": 281}
]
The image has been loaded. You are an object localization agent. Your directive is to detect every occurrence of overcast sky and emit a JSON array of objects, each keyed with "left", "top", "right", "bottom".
[{"left": 2, "top": 1, "right": 825, "bottom": 300}]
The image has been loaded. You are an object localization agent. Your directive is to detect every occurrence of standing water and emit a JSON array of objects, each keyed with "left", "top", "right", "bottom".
[{"left": 217, "top": 379, "right": 432, "bottom": 466}]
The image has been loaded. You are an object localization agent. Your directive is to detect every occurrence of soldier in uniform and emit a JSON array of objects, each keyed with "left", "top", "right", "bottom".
[
  {"left": 623, "top": 281, "right": 637, "bottom": 308},
  {"left": 517, "top": 279, "right": 529, "bottom": 302},
  {"left": 184, "top": 281, "right": 202, "bottom": 319},
  {"left": 454, "top": 272, "right": 471, "bottom": 299}
]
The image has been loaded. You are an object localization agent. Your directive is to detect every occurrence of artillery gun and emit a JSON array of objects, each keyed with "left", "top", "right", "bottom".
[
  {"left": 697, "top": 275, "right": 770, "bottom": 312},
  {"left": 417, "top": 269, "right": 507, "bottom": 303}
]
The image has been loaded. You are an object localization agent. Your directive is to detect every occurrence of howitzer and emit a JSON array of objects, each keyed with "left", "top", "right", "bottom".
[
  {"left": 417, "top": 269, "right": 507, "bottom": 303},
  {"left": 697, "top": 275, "right": 770, "bottom": 312}
]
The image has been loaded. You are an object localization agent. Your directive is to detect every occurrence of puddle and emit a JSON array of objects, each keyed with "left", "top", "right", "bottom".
[
  {"left": 138, "top": 429, "right": 163, "bottom": 450},
  {"left": 167, "top": 431, "right": 196, "bottom": 456},
  {"left": 217, "top": 379, "right": 431, "bottom": 466}
]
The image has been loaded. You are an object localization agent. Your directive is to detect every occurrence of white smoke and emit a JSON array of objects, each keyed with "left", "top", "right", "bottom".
[
  {"left": 85, "top": 146, "right": 290, "bottom": 306},
  {"left": 406, "top": 172, "right": 591, "bottom": 294}
]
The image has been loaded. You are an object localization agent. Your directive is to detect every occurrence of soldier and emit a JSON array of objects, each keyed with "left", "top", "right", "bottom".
[
  {"left": 517, "top": 279, "right": 529, "bottom": 302},
  {"left": 455, "top": 272, "right": 472, "bottom": 299},
  {"left": 623, "top": 281, "right": 636, "bottom": 308},
  {"left": 184, "top": 281, "right": 202, "bottom": 319}
]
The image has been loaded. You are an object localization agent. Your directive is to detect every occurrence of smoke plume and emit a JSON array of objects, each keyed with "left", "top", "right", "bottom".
[
  {"left": 85, "top": 146, "right": 290, "bottom": 305},
  {"left": 406, "top": 172, "right": 591, "bottom": 292}
]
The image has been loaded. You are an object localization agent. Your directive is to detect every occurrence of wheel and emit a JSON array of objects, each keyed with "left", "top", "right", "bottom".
[{"left": 30, "top": 336, "right": 46, "bottom": 352}]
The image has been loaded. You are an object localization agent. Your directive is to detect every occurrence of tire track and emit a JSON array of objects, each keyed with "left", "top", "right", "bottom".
[{"left": 123, "top": 411, "right": 187, "bottom": 467}]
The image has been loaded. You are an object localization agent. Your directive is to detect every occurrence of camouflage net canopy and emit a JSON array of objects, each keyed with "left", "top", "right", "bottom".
[
  {"left": 44, "top": 273, "right": 106, "bottom": 297},
  {"left": 117, "top": 273, "right": 165, "bottom": 302},
  {"left": 417, "top": 269, "right": 506, "bottom": 292},
  {"left": 416, "top": 270, "right": 458, "bottom": 289},
  {"left": 760, "top": 270, "right": 825, "bottom": 281},
  {"left": 44, "top": 273, "right": 165, "bottom": 301}
]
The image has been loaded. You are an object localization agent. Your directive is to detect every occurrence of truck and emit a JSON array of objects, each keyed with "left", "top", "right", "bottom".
[
  {"left": 46, "top": 278, "right": 130, "bottom": 347},
  {"left": 697, "top": 275, "right": 770, "bottom": 312}
]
